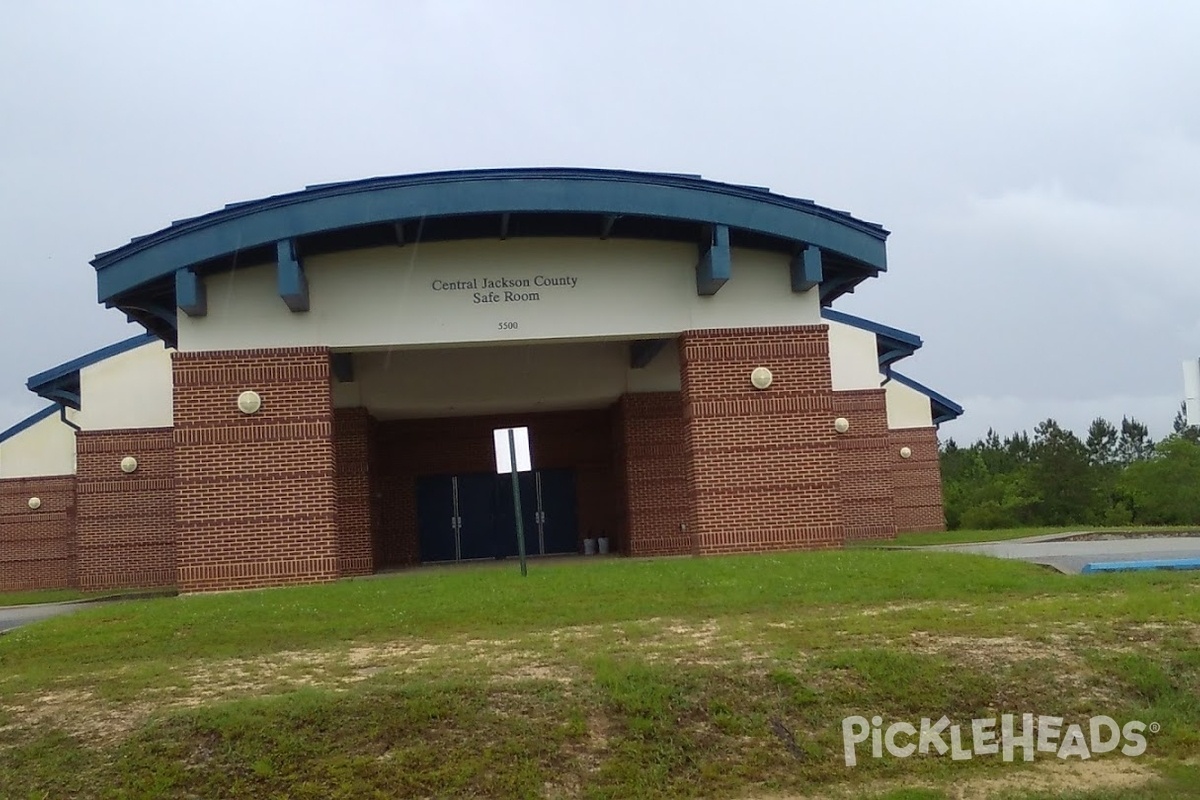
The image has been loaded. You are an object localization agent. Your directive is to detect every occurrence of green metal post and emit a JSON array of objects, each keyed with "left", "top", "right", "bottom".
[{"left": 508, "top": 429, "right": 528, "bottom": 577}]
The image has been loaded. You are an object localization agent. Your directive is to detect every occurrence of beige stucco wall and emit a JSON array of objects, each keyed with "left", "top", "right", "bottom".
[
  {"left": 77, "top": 342, "right": 174, "bottom": 431},
  {"left": 826, "top": 320, "right": 883, "bottom": 391},
  {"left": 178, "top": 239, "right": 820, "bottom": 352},
  {"left": 333, "top": 338, "right": 681, "bottom": 419},
  {"left": 0, "top": 408, "right": 79, "bottom": 478},
  {"left": 885, "top": 379, "right": 934, "bottom": 429}
]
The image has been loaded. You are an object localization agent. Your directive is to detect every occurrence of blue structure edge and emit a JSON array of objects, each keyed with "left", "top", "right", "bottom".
[{"left": 1081, "top": 559, "right": 1200, "bottom": 573}]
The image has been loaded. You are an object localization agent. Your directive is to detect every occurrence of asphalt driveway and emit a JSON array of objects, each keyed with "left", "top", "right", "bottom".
[
  {"left": 927, "top": 534, "right": 1200, "bottom": 574},
  {"left": 0, "top": 601, "right": 91, "bottom": 634}
]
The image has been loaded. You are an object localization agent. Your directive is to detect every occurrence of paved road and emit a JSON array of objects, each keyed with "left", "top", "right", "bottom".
[
  {"left": 0, "top": 601, "right": 91, "bottom": 634},
  {"left": 929, "top": 536, "right": 1200, "bottom": 574}
]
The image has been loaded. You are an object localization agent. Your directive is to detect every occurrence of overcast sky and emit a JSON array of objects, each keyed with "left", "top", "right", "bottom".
[{"left": 2, "top": 1, "right": 1197, "bottom": 443}]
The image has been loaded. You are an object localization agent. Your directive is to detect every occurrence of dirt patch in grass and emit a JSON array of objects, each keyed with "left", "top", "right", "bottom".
[
  {"left": 0, "top": 690, "right": 152, "bottom": 744},
  {"left": 859, "top": 601, "right": 978, "bottom": 617},
  {"left": 907, "top": 631, "right": 1081, "bottom": 669}
]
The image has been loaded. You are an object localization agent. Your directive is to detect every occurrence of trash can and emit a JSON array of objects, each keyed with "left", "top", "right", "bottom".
[
  {"left": 597, "top": 537, "right": 610, "bottom": 555},
  {"left": 584, "top": 538, "right": 597, "bottom": 555}
]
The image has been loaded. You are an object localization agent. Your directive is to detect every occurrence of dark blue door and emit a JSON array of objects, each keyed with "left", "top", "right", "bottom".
[
  {"left": 456, "top": 473, "right": 499, "bottom": 560},
  {"left": 417, "top": 470, "right": 579, "bottom": 563},
  {"left": 416, "top": 475, "right": 457, "bottom": 563},
  {"left": 539, "top": 469, "right": 579, "bottom": 554}
]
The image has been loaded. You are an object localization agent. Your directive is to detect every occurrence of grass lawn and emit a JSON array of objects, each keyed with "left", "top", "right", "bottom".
[
  {"left": 885, "top": 525, "right": 1199, "bottom": 548},
  {"left": 0, "top": 550, "right": 1197, "bottom": 799}
]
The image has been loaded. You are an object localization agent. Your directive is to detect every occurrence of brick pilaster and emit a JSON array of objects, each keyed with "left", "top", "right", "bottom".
[
  {"left": 75, "top": 428, "right": 176, "bottom": 590},
  {"left": 890, "top": 427, "right": 946, "bottom": 532},
  {"left": 334, "top": 407, "right": 373, "bottom": 577},
  {"left": 679, "top": 326, "right": 844, "bottom": 553},
  {"left": 173, "top": 348, "right": 338, "bottom": 592},
  {"left": 0, "top": 475, "right": 77, "bottom": 591},
  {"left": 617, "top": 393, "right": 692, "bottom": 556},
  {"left": 834, "top": 389, "right": 897, "bottom": 541}
]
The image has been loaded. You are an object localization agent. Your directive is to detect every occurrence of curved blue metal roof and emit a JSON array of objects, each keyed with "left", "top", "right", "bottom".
[{"left": 90, "top": 168, "right": 890, "bottom": 342}]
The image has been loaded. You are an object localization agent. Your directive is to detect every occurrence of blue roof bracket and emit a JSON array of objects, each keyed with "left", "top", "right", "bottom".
[
  {"left": 791, "top": 245, "right": 823, "bottom": 293},
  {"left": 123, "top": 301, "right": 176, "bottom": 329},
  {"left": 176, "top": 267, "right": 207, "bottom": 317},
  {"left": 819, "top": 274, "right": 858, "bottom": 305},
  {"left": 600, "top": 215, "right": 619, "bottom": 239},
  {"left": 696, "top": 224, "right": 730, "bottom": 296},
  {"left": 630, "top": 338, "right": 670, "bottom": 369},
  {"left": 277, "top": 239, "right": 309, "bottom": 312}
]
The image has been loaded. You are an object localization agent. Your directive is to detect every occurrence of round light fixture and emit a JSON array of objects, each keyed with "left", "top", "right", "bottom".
[
  {"left": 900, "top": 446, "right": 913, "bottom": 459},
  {"left": 237, "top": 390, "right": 263, "bottom": 415},
  {"left": 750, "top": 367, "right": 773, "bottom": 390},
  {"left": 28, "top": 497, "right": 42, "bottom": 510},
  {"left": 120, "top": 456, "right": 139, "bottom": 474},
  {"left": 834, "top": 417, "right": 850, "bottom": 434}
]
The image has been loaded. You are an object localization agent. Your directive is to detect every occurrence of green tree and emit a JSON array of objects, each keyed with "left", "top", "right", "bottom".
[
  {"left": 1116, "top": 416, "right": 1154, "bottom": 465},
  {"left": 1171, "top": 401, "right": 1200, "bottom": 444},
  {"left": 1085, "top": 418, "right": 1118, "bottom": 466},
  {"left": 1029, "top": 419, "right": 1099, "bottom": 525},
  {"left": 1119, "top": 437, "right": 1200, "bottom": 524},
  {"left": 939, "top": 435, "right": 1037, "bottom": 530}
]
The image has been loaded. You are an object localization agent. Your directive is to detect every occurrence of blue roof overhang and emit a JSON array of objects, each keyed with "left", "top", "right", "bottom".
[
  {"left": 25, "top": 333, "right": 158, "bottom": 410},
  {"left": 886, "top": 368, "right": 964, "bottom": 426},
  {"left": 91, "top": 168, "right": 890, "bottom": 345},
  {"left": 0, "top": 404, "right": 61, "bottom": 444},
  {"left": 821, "top": 308, "right": 923, "bottom": 369}
]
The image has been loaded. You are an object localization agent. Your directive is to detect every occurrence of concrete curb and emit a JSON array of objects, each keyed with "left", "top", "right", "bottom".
[{"left": 1, "top": 589, "right": 177, "bottom": 611}]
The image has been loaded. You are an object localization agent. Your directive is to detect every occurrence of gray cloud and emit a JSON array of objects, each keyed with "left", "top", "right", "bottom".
[{"left": 2, "top": 0, "right": 1197, "bottom": 444}]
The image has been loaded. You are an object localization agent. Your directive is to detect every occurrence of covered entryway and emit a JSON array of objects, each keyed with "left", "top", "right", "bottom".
[{"left": 415, "top": 470, "right": 578, "bottom": 563}]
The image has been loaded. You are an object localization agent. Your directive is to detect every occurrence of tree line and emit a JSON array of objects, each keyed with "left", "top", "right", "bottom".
[{"left": 939, "top": 404, "right": 1200, "bottom": 530}]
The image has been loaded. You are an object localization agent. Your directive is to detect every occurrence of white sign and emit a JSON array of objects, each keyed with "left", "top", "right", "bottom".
[{"left": 493, "top": 427, "right": 532, "bottom": 474}]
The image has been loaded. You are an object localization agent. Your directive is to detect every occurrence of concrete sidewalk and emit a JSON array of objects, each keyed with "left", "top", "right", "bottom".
[{"left": 923, "top": 535, "right": 1200, "bottom": 574}]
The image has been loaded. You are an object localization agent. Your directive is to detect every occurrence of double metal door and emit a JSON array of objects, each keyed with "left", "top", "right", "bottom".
[{"left": 416, "top": 470, "right": 578, "bottom": 563}]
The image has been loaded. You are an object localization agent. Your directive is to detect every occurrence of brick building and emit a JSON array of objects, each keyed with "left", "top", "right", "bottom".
[{"left": 0, "top": 169, "right": 961, "bottom": 593}]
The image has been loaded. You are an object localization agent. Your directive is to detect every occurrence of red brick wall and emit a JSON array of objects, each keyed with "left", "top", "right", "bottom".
[
  {"left": 173, "top": 348, "right": 338, "bottom": 592},
  {"left": 616, "top": 393, "right": 693, "bottom": 556},
  {"left": 679, "top": 326, "right": 844, "bottom": 554},
  {"left": 890, "top": 427, "right": 946, "bottom": 532},
  {"left": 334, "top": 407, "right": 373, "bottom": 577},
  {"left": 373, "top": 409, "right": 617, "bottom": 565},
  {"left": 833, "top": 389, "right": 897, "bottom": 541},
  {"left": 75, "top": 428, "right": 176, "bottom": 590},
  {"left": 0, "top": 475, "right": 76, "bottom": 591}
]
